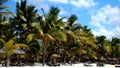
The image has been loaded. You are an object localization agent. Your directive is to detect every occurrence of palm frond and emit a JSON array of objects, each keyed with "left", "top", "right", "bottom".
[
  {"left": 26, "top": 34, "right": 35, "bottom": 43},
  {"left": 48, "top": 28, "right": 66, "bottom": 41},
  {"left": 44, "top": 34, "right": 55, "bottom": 41}
]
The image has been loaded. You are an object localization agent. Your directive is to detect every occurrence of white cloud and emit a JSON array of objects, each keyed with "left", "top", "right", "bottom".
[
  {"left": 119, "top": 0, "right": 120, "bottom": 2},
  {"left": 90, "top": 5, "right": 120, "bottom": 39},
  {"left": 28, "top": 0, "right": 49, "bottom": 11},
  {"left": 59, "top": 7, "right": 69, "bottom": 15},
  {"left": 47, "top": 0, "right": 97, "bottom": 9},
  {"left": 70, "top": 0, "right": 97, "bottom": 8},
  {"left": 47, "top": 0, "right": 69, "bottom": 4}
]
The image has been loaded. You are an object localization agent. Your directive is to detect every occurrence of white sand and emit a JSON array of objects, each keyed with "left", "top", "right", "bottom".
[{"left": 0, "top": 63, "right": 115, "bottom": 68}]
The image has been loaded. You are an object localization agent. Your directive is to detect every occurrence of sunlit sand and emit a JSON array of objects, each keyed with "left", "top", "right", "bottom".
[{"left": 0, "top": 63, "right": 115, "bottom": 68}]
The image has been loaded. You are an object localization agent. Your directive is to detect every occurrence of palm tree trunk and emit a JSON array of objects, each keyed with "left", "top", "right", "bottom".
[
  {"left": 63, "top": 52, "right": 66, "bottom": 63},
  {"left": 78, "top": 55, "right": 80, "bottom": 62},
  {"left": 42, "top": 39, "right": 49, "bottom": 66},
  {"left": 6, "top": 57, "right": 9, "bottom": 67},
  {"left": 42, "top": 41, "right": 46, "bottom": 66},
  {"left": 43, "top": 49, "right": 46, "bottom": 66},
  {"left": 43, "top": 50, "right": 45, "bottom": 66}
]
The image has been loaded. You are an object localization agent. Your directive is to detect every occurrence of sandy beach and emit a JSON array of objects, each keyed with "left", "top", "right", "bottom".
[{"left": 0, "top": 63, "right": 116, "bottom": 68}]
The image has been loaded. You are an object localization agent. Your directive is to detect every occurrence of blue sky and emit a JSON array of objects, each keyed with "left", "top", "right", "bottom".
[{"left": 4, "top": 0, "right": 120, "bottom": 39}]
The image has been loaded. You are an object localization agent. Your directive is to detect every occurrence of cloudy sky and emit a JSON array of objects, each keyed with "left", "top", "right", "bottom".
[{"left": 5, "top": 0, "right": 120, "bottom": 40}]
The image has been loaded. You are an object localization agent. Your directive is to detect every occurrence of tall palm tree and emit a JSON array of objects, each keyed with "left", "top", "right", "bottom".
[
  {"left": 60, "top": 15, "right": 79, "bottom": 63},
  {"left": 10, "top": 0, "right": 38, "bottom": 43},
  {"left": 26, "top": 7, "right": 67, "bottom": 65},
  {"left": 7, "top": 0, "right": 39, "bottom": 63}
]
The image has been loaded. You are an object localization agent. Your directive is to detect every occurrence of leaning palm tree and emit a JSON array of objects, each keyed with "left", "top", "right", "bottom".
[
  {"left": 26, "top": 7, "right": 67, "bottom": 66},
  {"left": 40, "top": 7, "right": 67, "bottom": 65},
  {"left": 30, "top": 24, "right": 66, "bottom": 66}
]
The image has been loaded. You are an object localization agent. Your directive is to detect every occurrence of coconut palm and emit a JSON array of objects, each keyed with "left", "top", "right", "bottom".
[
  {"left": 67, "top": 15, "right": 97, "bottom": 61},
  {"left": 35, "top": 21, "right": 66, "bottom": 66},
  {"left": 26, "top": 7, "right": 67, "bottom": 65},
  {"left": 76, "top": 30, "right": 97, "bottom": 61},
  {"left": 2, "top": 0, "right": 120, "bottom": 65},
  {"left": 60, "top": 15, "right": 79, "bottom": 63},
  {"left": 95, "top": 36, "right": 112, "bottom": 60},
  {"left": 10, "top": 0, "right": 38, "bottom": 43}
]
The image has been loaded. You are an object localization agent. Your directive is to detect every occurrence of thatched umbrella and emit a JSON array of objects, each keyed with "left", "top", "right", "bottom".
[
  {"left": 0, "top": 48, "right": 25, "bottom": 66},
  {"left": 13, "top": 48, "right": 26, "bottom": 66},
  {"left": 50, "top": 54, "right": 61, "bottom": 64},
  {"left": 0, "top": 48, "right": 25, "bottom": 54},
  {"left": 100, "top": 57, "right": 106, "bottom": 60},
  {"left": 51, "top": 54, "right": 61, "bottom": 58},
  {"left": 100, "top": 57, "right": 106, "bottom": 62},
  {"left": 14, "top": 48, "right": 26, "bottom": 55},
  {"left": 112, "top": 58, "right": 117, "bottom": 61},
  {"left": 82, "top": 56, "right": 89, "bottom": 62}
]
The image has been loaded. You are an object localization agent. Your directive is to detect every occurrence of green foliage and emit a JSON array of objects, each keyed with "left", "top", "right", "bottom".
[
  {"left": 26, "top": 34, "right": 35, "bottom": 43},
  {"left": 2, "top": 39, "right": 27, "bottom": 57},
  {"left": 0, "top": 0, "right": 120, "bottom": 65},
  {"left": 48, "top": 28, "right": 66, "bottom": 42}
]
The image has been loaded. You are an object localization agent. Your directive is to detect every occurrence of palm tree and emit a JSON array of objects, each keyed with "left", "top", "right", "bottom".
[
  {"left": 76, "top": 31, "right": 97, "bottom": 61},
  {"left": 8, "top": 0, "right": 38, "bottom": 62},
  {"left": 26, "top": 7, "right": 67, "bottom": 65},
  {"left": 0, "top": 0, "right": 10, "bottom": 37},
  {"left": 60, "top": 15, "right": 79, "bottom": 63},
  {"left": 10, "top": 0, "right": 38, "bottom": 43},
  {"left": 67, "top": 15, "right": 77, "bottom": 27},
  {"left": 95, "top": 36, "right": 112, "bottom": 60},
  {"left": 110, "top": 38, "right": 120, "bottom": 59},
  {"left": 0, "top": 0, "right": 10, "bottom": 22}
]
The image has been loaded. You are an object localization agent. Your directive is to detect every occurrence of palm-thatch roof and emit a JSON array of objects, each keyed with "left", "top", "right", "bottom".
[
  {"left": 51, "top": 54, "right": 61, "bottom": 58},
  {"left": 0, "top": 48, "right": 25, "bottom": 54}
]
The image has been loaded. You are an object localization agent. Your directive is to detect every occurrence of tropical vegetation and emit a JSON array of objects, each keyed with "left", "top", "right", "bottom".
[{"left": 0, "top": 0, "right": 120, "bottom": 67}]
